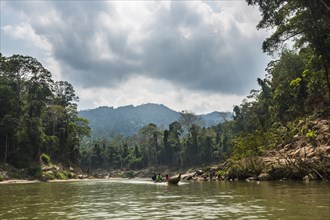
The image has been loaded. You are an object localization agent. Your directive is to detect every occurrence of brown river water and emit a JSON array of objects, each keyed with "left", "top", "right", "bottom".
[{"left": 0, "top": 179, "right": 329, "bottom": 219}]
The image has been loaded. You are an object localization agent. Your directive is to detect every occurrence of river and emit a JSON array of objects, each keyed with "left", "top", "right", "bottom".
[{"left": 0, "top": 179, "right": 329, "bottom": 219}]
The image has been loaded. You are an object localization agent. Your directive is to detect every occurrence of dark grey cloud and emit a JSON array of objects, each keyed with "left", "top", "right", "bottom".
[
  {"left": 141, "top": 2, "right": 268, "bottom": 94},
  {"left": 3, "top": 1, "right": 269, "bottom": 95}
]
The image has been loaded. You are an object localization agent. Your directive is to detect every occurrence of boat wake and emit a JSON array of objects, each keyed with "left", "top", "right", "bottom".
[{"left": 95, "top": 178, "right": 188, "bottom": 185}]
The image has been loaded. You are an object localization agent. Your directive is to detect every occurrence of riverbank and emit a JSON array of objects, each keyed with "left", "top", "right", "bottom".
[
  {"left": 0, "top": 162, "right": 92, "bottom": 184},
  {"left": 182, "top": 118, "right": 330, "bottom": 182},
  {"left": 1, "top": 118, "right": 329, "bottom": 184},
  {"left": 0, "top": 178, "right": 95, "bottom": 185},
  {"left": 90, "top": 120, "right": 330, "bottom": 182},
  {"left": 0, "top": 179, "right": 41, "bottom": 184}
]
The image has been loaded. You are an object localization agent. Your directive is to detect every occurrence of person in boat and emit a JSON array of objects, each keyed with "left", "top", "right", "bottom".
[
  {"left": 165, "top": 174, "right": 170, "bottom": 181},
  {"left": 156, "top": 173, "right": 163, "bottom": 182},
  {"left": 152, "top": 173, "right": 157, "bottom": 182}
]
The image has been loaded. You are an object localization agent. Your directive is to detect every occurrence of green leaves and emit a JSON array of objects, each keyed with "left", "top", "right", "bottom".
[
  {"left": 290, "top": 77, "right": 302, "bottom": 87},
  {"left": 247, "top": 0, "right": 330, "bottom": 103},
  {"left": 0, "top": 54, "right": 90, "bottom": 166}
]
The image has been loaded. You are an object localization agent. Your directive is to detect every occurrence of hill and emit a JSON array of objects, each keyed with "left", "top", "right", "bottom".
[{"left": 79, "top": 103, "right": 231, "bottom": 138}]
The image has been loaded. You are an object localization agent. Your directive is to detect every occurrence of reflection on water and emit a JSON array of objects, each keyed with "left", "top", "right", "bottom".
[{"left": 0, "top": 179, "right": 329, "bottom": 219}]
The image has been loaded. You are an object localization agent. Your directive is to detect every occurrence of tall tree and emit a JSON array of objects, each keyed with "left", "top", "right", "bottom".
[
  {"left": 139, "top": 123, "right": 161, "bottom": 167},
  {"left": 247, "top": 0, "right": 330, "bottom": 103},
  {"left": 179, "top": 110, "right": 201, "bottom": 133},
  {"left": 184, "top": 124, "right": 200, "bottom": 166},
  {"left": 0, "top": 54, "right": 90, "bottom": 167},
  {"left": 168, "top": 121, "right": 183, "bottom": 167}
]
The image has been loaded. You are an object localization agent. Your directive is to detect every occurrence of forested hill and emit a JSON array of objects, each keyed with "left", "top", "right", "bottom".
[{"left": 79, "top": 103, "right": 231, "bottom": 138}]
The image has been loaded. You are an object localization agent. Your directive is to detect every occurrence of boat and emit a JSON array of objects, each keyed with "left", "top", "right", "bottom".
[{"left": 167, "top": 173, "right": 181, "bottom": 184}]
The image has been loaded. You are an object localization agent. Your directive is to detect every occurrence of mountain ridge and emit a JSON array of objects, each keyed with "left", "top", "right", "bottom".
[{"left": 79, "top": 103, "right": 232, "bottom": 138}]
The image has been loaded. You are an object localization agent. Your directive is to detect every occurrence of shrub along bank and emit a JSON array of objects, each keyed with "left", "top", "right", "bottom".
[
  {"left": 0, "top": 154, "right": 89, "bottom": 182},
  {"left": 183, "top": 118, "right": 330, "bottom": 182}
]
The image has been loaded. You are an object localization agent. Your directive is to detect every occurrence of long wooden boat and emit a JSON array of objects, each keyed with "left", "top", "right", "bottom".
[{"left": 167, "top": 173, "right": 181, "bottom": 184}]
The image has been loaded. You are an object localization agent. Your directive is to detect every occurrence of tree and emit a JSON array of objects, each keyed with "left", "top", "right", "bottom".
[
  {"left": 168, "top": 121, "right": 183, "bottom": 167},
  {"left": 0, "top": 55, "right": 53, "bottom": 163},
  {"left": 0, "top": 54, "right": 90, "bottom": 167},
  {"left": 246, "top": 0, "right": 330, "bottom": 103},
  {"left": 199, "top": 128, "right": 216, "bottom": 164},
  {"left": 0, "top": 56, "right": 20, "bottom": 163},
  {"left": 67, "top": 116, "right": 91, "bottom": 163},
  {"left": 139, "top": 123, "right": 161, "bottom": 167},
  {"left": 163, "top": 129, "right": 172, "bottom": 165},
  {"left": 50, "top": 81, "right": 89, "bottom": 163},
  {"left": 53, "top": 81, "right": 78, "bottom": 107},
  {"left": 110, "top": 135, "right": 126, "bottom": 169},
  {"left": 267, "top": 50, "right": 308, "bottom": 122},
  {"left": 128, "top": 145, "right": 143, "bottom": 170},
  {"left": 179, "top": 110, "right": 201, "bottom": 133}
]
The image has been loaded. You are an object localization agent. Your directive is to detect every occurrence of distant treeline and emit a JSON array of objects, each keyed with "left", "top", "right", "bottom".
[
  {"left": 79, "top": 112, "right": 229, "bottom": 170},
  {"left": 0, "top": 54, "right": 90, "bottom": 168}
]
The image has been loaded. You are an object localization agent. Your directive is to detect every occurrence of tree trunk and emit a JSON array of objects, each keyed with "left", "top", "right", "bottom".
[
  {"left": 148, "top": 147, "right": 151, "bottom": 166},
  {"left": 88, "top": 153, "right": 91, "bottom": 170},
  {"left": 4, "top": 134, "right": 8, "bottom": 163}
]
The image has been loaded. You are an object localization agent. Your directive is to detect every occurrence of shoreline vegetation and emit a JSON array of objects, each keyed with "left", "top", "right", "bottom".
[{"left": 1, "top": 117, "right": 329, "bottom": 184}]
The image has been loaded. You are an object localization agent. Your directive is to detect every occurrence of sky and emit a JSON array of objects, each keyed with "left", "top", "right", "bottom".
[{"left": 0, "top": 0, "right": 270, "bottom": 114}]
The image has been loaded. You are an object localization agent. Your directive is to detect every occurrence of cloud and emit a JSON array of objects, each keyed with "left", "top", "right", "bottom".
[
  {"left": 77, "top": 75, "right": 244, "bottom": 113},
  {"left": 2, "top": 1, "right": 268, "bottom": 90},
  {"left": 1, "top": 1, "right": 270, "bottom": 112},
  {"left": 2, "top": 23, "right": 52, "bottom": 53}
]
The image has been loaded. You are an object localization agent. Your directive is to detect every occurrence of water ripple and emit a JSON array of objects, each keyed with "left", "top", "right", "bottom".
[{"left": 0, "top": 179, "right": 329, "bottom": 219}]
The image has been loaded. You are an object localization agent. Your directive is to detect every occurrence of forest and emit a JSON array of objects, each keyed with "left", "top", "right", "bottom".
[
  {"left": 0, "top": 54, "right": 90, "bottom": 169},
  {"left": 0, "top": 0, "right": 329, "bottom": 177},
  {"left": 79, "top": 112, "right": 227, "bottom": 170}
]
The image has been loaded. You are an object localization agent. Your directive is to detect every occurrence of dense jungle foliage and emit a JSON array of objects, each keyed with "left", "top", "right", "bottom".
[
  {"left": 0, "top": 54, "right": 91, "bottom": 168},
  {"left": 79, "top": 112, "right": 227, "bottom": 170}
]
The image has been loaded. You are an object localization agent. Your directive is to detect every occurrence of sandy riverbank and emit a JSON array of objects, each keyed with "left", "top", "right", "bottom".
[
  {"left": 0, "top": 178, "right": 96, "bottom": 185},
  {"left": 0, "top": 179, "right": 41, "bottom": 184}
]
